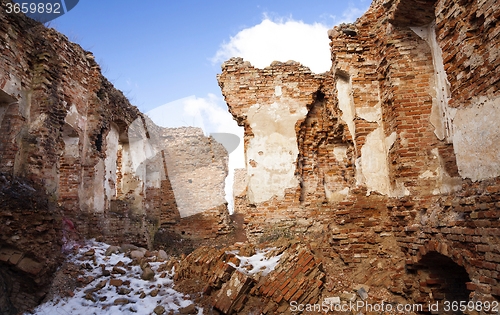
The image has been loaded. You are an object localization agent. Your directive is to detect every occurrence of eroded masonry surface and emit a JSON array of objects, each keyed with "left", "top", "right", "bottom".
[
  {"left": 0, "top": 2, "right": 230, "bottom": 312},
  {"left": 1, "top": 0, "right": 500, "bottom": 313},
  {"left": 218, "top": 0, "right": 500, "bottom": 312}
]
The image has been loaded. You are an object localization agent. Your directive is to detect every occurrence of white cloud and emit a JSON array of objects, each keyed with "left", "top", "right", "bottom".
[
  {"left": 340, "top": 3, "right": 370, "bottom": 24},
  {"left": 146, "top": 96, "right": 200, "bottom": 129},
  {"left": 182, "top": 94, "right": 239, "bottom": 134},
  {"left": 212, "top": 18, "right": 332, "bottom": 73}
]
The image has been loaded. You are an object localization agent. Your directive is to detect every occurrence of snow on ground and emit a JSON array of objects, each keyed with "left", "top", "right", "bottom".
[
  {"left": 227, "top": 247, "right": 283, "bottom": 276},
  {"left": 28, "top": 240, "right": 203, "bottom": 315}
]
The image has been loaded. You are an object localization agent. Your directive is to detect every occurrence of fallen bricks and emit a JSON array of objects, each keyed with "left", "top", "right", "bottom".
[{"left": 173, "top": 239, "right": 325, "bottom": 314}]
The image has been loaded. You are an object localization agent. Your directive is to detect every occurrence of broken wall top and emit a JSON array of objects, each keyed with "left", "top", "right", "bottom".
[{"left": 219, "top": 0, "right": 500, "bottom": 208}]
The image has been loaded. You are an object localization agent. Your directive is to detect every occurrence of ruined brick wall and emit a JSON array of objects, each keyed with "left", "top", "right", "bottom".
[
  {"left": 155, "top": 126, "right": 228, "bottom": 218},
  {"left": 378, "top": 0, "right": 500, "bottom": 306},
  {"left": 0, "top": 4, "right": 232, "bottom": 311},
  {"left": 218, "top": 59, "right": 351, "bottom": 237},
  {"left": 232, "top": 168, "right": 248, "bottom": 215},
  {"left": 0, "top": 1, "right": 155, "bottom": 243},
  {"left": 0, "top": 6, "right": 157, "bottom": 312},
  {"left": 147, "top": 124, "right": 231, "bottom": 239},
  {"left": 329, "top": 2, "right": 465, "bottom": 199},
  {"left": 394, "top": 179, "right": 500, "bottom": 307},
  {"left": 433, "top": 0, "right": 500, "bottom": 109},
  {"left": 0, "top": 4, "right": 232, "bottom": 240},
  {"left": 0, "top": 5, "right": 166, "bottom": 312},
  {"left": 219, "top": 0, "right": 500, "bottom": 307}
]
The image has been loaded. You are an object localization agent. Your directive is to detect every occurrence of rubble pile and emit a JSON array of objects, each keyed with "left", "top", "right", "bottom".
[
  {"left": 171, "top": 239, "right": 327, "bottom": 314},
  {"left": 31, "top": 241, "right": 202, "bottom": 315}
]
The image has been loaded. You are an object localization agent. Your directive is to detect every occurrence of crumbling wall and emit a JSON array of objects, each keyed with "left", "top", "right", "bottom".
[
  {"left": 0, "top": 3, "right": 232, "bottom": 242},
  {"left": 218, "top": 59, "right": 355, "bottom": 238},
  {"left": 218, "top": 59, "right": 326, "bottom": 204},
  {"left": 146, "top": 124, "right": 231, "bottom": 240},
  {"left": 232, "top": 168, "right": 248, "bottom": 215},
  {"left": 0, "top": 6, "right": 163, "bottom": 312},
  {"left": 433, "top": 0, "right": 500, "bottom": 182},
  {"left": 0, "top": 2, "right": 159, "bottom": 246},
  {"left": 155, "top": 127, "right": 228, "bottom": 218},
  {"left": 219, "top": 0, "right": 500, "bottom": 308},
  {"left": 0, "top": 4, "right": 228, "bottom": 313}
]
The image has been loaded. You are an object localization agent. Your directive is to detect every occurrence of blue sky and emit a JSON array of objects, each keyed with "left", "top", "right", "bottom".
[
  {"left": 49, "top": 0, "right": 370, "bottom": 210},
  {"left": 51, "top": 0, "right": 369, "bottom": 113}
]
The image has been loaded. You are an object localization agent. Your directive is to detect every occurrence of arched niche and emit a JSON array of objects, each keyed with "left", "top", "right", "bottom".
[
  {"left": 58, "top": 123, "right": 81, "bottom": 210},
  {"left": 61, "top": 123, "right": 79, "bottom": 157},
  {"left": 412, "top": 251, "right": 473, "bottom": 313}
]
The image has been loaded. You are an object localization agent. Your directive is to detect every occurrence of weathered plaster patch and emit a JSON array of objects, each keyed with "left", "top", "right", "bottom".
[
  {"left": 275, "top": 86, "right": 282, "bottom": 97},
  {"left": 332, "top": 145, "right": 348, "bottom": 162},
  {"left": 116, "top": 118, "right": 160, "bottom": 214},
  {"left": 419, "top": 170, "right": 436, "bottom": 179},
  {"left": 104, "top": 123, "right": 119, "bottom": 201},
  {"left": 120, "top": 143, "right": 142, "bottom": 195},
  {"left": 246, "top": 96, "right": 308, "bottom": 204},
  {"left": 411, "top": 22, "right": 457, "bottom": 142},
  {"left": 145, "top": 169, "right": 162, "bottom": 189},
  {"left": 128, "top": 119, "right": 155, "bottom": 177},
  {"left": 356, "top": 106, "right": 381, "bottom": 123},
  {"left": 421, "top": 149, "right": 462, "bottom": 194},
  {"left": 62, "top": 124, "right": 79, "bottom": 158},
  {"left": 2, "top": 74, "right": 22, "bottom": 99},
  {"left": 336, "top": 77, "right": 356, "bottom": 142},
  {"left": 47, "top": 164, "right": 58, "bottom": 196},
  {"left": 65, "top": 103, "right": 86, "bottom": 132},
  {"left": 325, "top": 186, "right": 349, "bottom": 203},
  {"left": 93, "top": 159, "right": 105, "bottom": 213},
  {"left": 453, "top": 96, "right": 500, "bottom": 181},
  {"left": 28, "top": 113, "right": 48, "bottom": 133},
  {"left": 2, "top": 74, "right": 32, "bottom": 121},
  {"left": 357, "top": 128, "right": 396, "bottom": 196}
]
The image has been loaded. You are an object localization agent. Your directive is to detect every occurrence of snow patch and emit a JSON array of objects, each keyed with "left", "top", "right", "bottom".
[
  {"left": 227, "top": 247, "right": 283, "bottom": 277},
  {"left": 29, "top": 240, "right": 203, "bottom": 315}
]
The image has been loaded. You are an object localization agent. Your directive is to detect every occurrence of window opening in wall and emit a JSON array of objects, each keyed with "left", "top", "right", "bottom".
[{"left": 95, "top": 127, "right": 106, "bottom": 152}]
